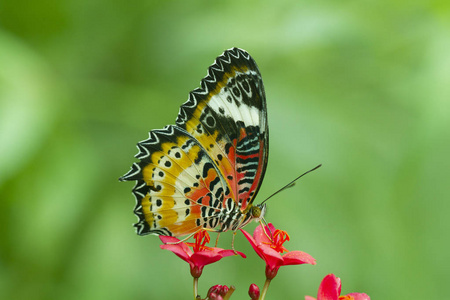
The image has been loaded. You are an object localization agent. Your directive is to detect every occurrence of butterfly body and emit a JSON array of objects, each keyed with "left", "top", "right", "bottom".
[{"left": 121, "top": 48, "right": 268, "bottom": 238}]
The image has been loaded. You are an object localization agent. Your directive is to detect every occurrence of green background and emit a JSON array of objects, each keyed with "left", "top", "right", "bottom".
[{"left": 1, "top": 1, "right": 449, "bottom": 299}]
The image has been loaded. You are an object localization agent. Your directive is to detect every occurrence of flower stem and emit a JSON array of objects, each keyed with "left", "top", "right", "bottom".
[
  {"left": 223, "top": 285, "right": 235, "bottom": 300},
  {"left": 193, "top": 277, "right": 198, "bottom": 300},
  {"left": 259, "top": 279, "right": 271, "bottom": 300}
]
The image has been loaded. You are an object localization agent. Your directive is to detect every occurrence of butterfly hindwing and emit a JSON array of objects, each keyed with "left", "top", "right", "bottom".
[
  {"left": 122, "top": 125, "right": 228, "bottom": 236},
  {"left": 121, "top": 48, "right": 268, "bottom": 237}
]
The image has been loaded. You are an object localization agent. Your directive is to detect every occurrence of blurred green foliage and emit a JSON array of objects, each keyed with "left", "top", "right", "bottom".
[{"left": 1, "top": 0, "right": 449, "bottom": 299}]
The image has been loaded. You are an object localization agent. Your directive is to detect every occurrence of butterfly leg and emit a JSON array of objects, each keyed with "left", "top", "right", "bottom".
[
  {"left": 163, "top": 231, "right": 197, "bottom": 245},
  {"left": 215, "top": 232, "right": 221, "bottom": 247},
  {"left": 231, "top": 231, "right": 238, "bottom": 255},
  {"left": 260, "top": 219, "right": 274, "bottom": 242}
]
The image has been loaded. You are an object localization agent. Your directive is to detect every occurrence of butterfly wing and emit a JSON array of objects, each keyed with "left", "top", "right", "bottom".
[
  {"left": 120, "top": 125, "right": 229, "bottom": 236},
  {"left": 120, "top": 48, "right": 268, "bottom": 237},
  {"left": 176, "top": 47, "right": 268, "bottom": 212}
]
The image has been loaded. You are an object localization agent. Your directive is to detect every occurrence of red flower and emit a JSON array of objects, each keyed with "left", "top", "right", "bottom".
[
  {"left": 241, "top": 223, "right": 316, "bottom": 280},
  {"left": 206, "top": 284, "right": 230, "bottom": 300},
  {"left": 160, "top": 230, "right": 246, "bottom": 278},
  {"left": 305, "top": 274, "right": 370, "bottom": 300}
]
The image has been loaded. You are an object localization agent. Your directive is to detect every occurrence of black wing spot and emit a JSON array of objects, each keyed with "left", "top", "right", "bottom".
[
  {"left": 233, "top": 87, "right": 241, "bottom": 98},
  {"left": 215, "top": 187, "right": 223, "bottom": 199},
  {"left": 202, "top": 162, "right": 214, "bottom": 178},
  {"left": 156, "top": 199, "right": 162, "bottom": 207},
  {"left": 214, "top": 199, "right": 220, "bottom": 208},
  {"left": 165, "top": 161, "right": 171, "bottom": 167},
  {"left": 206, "top": 116, "right": 216, "bottom": 128},
  {"left": 201, "top": 206, "right": 207, "bottom": 217},
  {"left": 209, "top": 218, "right": 218, "bottom": 228},
  {"left": 226, "top": 198, "right": 234, "bottom": 210},
  {"left": 242, "top": 80, "right": 250, "bottom": 93},
  {"left": 225, "top": 143, "right": 232, "bottom": 154},
  {"left": 209, "top": 176, "right": 221, "bottom": 191},
  {"left": 196, "top": 124, "right": 203, "bottom": 134}
]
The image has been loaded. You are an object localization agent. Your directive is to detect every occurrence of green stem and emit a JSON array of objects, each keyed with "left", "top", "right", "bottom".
[
  {"left": 259, "top": 278, "right": 271, "bottom": 300},
  {"left": 193, "top": 277, "right": 198, "bottom": 300},
  {"left": 223, "top": 285, "right": 235, "bottom": 300}
]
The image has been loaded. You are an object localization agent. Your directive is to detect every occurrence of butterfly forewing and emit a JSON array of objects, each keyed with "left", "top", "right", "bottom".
[
  {"left": 176, "top": 48, "right": 268, "bottom": 211},
  {"left": 121, "top": 48, "right": 268, "bottom": 237}
]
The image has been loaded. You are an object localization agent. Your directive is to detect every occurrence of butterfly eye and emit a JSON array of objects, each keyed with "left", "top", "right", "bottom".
[{"left": 251, "top": 206, "right": 262, "bottom": 218}]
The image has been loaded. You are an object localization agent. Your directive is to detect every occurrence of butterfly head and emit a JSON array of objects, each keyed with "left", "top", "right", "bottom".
[{"left": 250, "top": 203, "right": 267, "bottom": 222}]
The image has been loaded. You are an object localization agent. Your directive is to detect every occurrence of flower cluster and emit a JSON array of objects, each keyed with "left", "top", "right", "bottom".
[{"left": 159, "top": 223, "right": 370, "bottom": 300}]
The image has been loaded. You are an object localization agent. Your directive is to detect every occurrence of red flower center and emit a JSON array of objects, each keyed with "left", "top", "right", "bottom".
[
  {"left": 264, "top": 229, "right": 290, "bottom": 253},
  {"left": 186, "top": 230, "right": 213, "bottom": 252}
]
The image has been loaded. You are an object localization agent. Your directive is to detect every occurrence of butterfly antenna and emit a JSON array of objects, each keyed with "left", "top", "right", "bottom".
[{"left": 260, "top": 164, "right": 322, "bottom": 205}]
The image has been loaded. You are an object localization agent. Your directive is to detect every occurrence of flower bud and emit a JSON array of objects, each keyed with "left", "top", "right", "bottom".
[
  {"left": 248, "top": 283, "right": 260, "bottom": 300},
  {"left": 207, "top": 285, "right": 229, "bottom": 299}
]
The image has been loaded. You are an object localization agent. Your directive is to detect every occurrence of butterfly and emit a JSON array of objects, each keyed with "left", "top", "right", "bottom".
[{"left": 120, "top": 47, "right": 269, "bottom": 239}]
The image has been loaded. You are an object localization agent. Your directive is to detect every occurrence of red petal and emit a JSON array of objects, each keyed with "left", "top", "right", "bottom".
[
  {"left": 190, "top": 251, "right": 223, "bottom": 267},
  {"left": 160, "top": 243, "right": 192, "bottom": 262},
  {"left": 317, "top": 274, "right": 341, "bottom": 300},
  {"left": 346, "top": 293, "right": 370, "bottom": 300},
  {"left": 218, "top": 249, "right": 247, "bottom": 259},
  {"left": 160, "top": 236, "right": 192, "bottom": 253},
  {"left": 282, "top": 251, "right": 316, "bottom": 266},
  {"left": 252, "top": 223, "right": 266, "bottom": 242},
  {"left": 242, "top": 228, "right": 285, "bottom": 270},
  {"left": 258, "top": 244, "right": 284, "bottom": 268},
  {"left": 241, "top": 229, "right": 266, "bottom": 260},
  {"left": 159, "top": 236, "right": 193, "bottom": 262},
  {"left": 160, "top": 235, "right": 180, "bottom": 244},
  {"left": 189, "top": 248, "right": 242, "bottom": 268},
  {"left": 241, "top": 228, "right": 256, "bottom": 245},
  {"left": 253, "top": 223, "right": 276, "bottom": 244}
]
